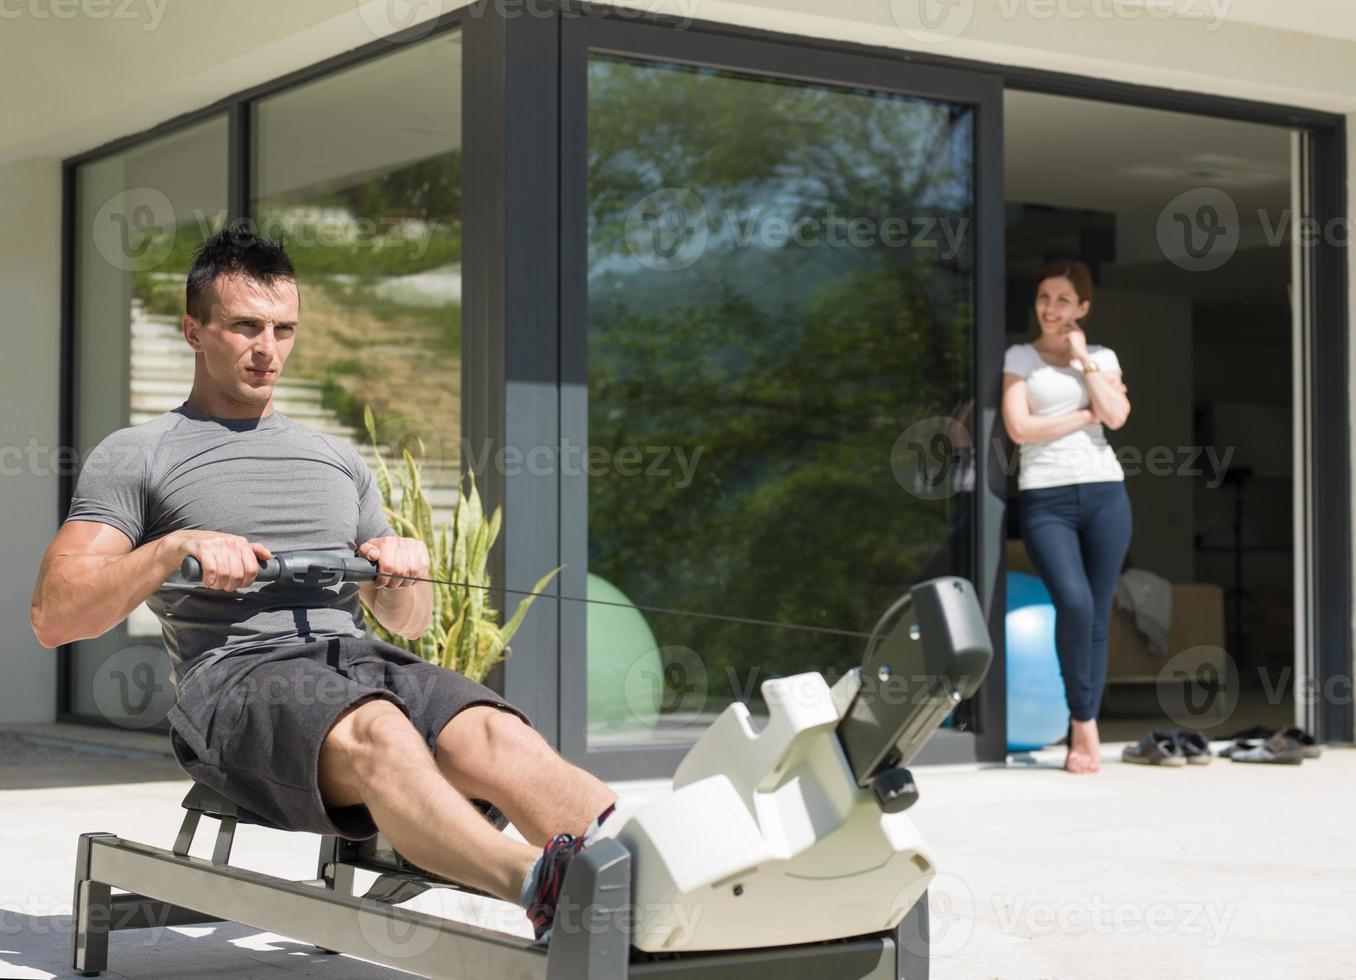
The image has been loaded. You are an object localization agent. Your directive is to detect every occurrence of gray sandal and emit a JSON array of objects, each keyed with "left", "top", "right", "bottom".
[
  {"left": 1122, "top": 732, "right": 1186, "bottom": 766},
  {"left": 1230, "top": 732, "right": 1304, "bottom": 765},
  {"left": 1218, "top": 739, "right": 1256, "bottom": 759}
]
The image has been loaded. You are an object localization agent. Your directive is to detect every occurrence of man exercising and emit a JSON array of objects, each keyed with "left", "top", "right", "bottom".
[{"left": 29, "top": 223, "right": 616, "bottom": 942}]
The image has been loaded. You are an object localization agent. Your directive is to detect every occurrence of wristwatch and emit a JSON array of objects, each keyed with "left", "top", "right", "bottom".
[{"left": 1080, "top": 357, "right": 1100, "bottom": 374}]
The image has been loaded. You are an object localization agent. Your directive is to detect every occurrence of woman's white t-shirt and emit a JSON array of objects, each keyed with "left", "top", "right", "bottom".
[{"left": 1003, "top": 343, "right": 1125, "bottom": 491}]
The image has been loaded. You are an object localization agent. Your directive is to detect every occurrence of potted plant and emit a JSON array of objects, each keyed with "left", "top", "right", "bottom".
[{"left": 359, "top": 406, "right": 559, "bottom": 683}]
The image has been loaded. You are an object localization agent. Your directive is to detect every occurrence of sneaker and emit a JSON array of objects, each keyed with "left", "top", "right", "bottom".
[
  {"left": 526, "top": 833, "right": 585, "bottom": 942},
  {"left": 584, "top": 801, "right": 617, "bottom": 844}
]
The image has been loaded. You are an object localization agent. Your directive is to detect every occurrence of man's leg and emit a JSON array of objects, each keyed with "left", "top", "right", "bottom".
[
  {"left": 432, "top": 705, "right": 618, "bottom": 847},
  {"left": 317, "top": 697, "right": 539, "bottom": 903}
]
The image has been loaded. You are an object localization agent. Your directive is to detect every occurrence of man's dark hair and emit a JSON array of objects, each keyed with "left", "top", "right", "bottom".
[{"left": 186, "top": 220, "right": 296, "bottom": 323}]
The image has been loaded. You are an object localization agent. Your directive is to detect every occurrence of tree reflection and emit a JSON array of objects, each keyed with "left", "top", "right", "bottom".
[{"left": 586, "top": 57, "right": 975, "bottom": 707}]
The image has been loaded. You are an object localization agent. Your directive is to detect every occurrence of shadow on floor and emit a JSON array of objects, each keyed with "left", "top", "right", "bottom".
[
  {"left": 0, "top": 731, "right": 186, "bottom": 790},
  {"left": 2, "top": 909, "right": 425, "bottom": 980}
]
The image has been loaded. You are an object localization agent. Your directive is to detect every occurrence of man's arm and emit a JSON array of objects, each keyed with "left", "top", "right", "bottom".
[
  {"left": 30, "top": 523, "right": 273, "bottom": 649},
  {"left": 363, "top": 584, "right": 434, "bottom": 640},
  {"left": 356, "top": 536, "right": 433, "bottom": 640},
  {"left": 31, "top": 522, "right": 167, "bottom": 648}
]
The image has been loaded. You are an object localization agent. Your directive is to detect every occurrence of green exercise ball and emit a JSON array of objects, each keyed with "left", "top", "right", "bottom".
[{"left": 587, "top": 573, "right": 663, "bottom": 730}]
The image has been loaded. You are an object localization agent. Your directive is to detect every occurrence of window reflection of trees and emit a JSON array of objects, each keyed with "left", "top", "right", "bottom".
[{"left": 586, "top": 58, "right": 975, "bottom": 710}]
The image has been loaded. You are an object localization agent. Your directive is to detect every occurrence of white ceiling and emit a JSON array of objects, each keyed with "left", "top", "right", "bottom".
[
  {"left": 1004, "top": 88, "right": 1295, "bottom": 305},
  {"left": 254, "top": 32, "right": 462, "bottom": 201},
  {"left": 1004, "top": 89, "right": 1293, "bottom": 218}
]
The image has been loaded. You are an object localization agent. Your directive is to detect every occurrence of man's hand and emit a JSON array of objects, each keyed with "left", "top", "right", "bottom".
[
  {"left": 162, "top": 529, "right": 272, "bottom": 592},
  {"left": 357, "top": 536, "right": 430, "bottom": 589},
  {"left": 357, "top": 536, "right": 433, "bottom": 639}
]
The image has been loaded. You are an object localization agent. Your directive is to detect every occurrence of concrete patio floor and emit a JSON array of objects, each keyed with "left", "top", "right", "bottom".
[{"left": 1, "top": 723, "right": 1352, "bottom": 980}]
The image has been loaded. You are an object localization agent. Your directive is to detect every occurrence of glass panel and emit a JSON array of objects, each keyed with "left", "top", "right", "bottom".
[
  {"left": 252, "top": 30, "right": 463, "bottom": 526},
  {"left": 585, "top": 57, "right": 976, "bottom": 748},
  {"left": 71, "top": 115, "right": 229, "bottom": 725}
]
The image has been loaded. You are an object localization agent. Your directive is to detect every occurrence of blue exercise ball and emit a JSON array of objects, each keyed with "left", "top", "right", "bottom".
[{"left": 1006, "top": 571, "right": 1070, "bottom": 752}]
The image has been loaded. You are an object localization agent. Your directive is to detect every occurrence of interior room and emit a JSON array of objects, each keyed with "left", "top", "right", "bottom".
[{"left": 1002, "top": 89, "right": 1297, "bottom": 744}]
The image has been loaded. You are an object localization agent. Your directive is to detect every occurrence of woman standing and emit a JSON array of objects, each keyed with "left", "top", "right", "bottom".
[{"left": 1002, "top": 260, "right": 1132, "bottom": 774}]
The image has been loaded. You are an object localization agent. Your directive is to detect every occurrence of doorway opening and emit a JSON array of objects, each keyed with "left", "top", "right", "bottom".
[{"left": 1002, "top": 89, "right": 1300, "bottom": 744}]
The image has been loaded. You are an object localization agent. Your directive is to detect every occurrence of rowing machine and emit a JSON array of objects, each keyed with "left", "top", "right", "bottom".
[{"left": 72, "top": 553, "right": 993, "bottom": 979}]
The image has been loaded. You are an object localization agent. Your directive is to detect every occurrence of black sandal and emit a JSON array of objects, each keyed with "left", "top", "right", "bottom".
[
  {"left": 1173, "top": 731, "right": 1212, "bottom": 765},
  {"left": 1280, "top": 727, "right": 1322, "bottom": 759}
]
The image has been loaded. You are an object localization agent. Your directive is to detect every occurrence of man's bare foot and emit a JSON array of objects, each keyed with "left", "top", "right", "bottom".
[{"left": 1065, "top": 719, "right": 1101, "bottom": 773}]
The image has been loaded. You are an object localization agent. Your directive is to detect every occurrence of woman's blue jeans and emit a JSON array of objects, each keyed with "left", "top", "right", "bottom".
[{"left": 1018, "top": 481, "right": 1133, "bottom": 722}]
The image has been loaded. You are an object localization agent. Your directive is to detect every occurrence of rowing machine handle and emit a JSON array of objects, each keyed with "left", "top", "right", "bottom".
[{"left": 177, "top": 551, "right": 380, "bottom": 587}]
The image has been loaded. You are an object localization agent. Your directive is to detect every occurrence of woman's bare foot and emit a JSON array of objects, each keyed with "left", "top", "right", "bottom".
[{"left": 1065, "top": 719, "right": 1102, "bottom": 773}]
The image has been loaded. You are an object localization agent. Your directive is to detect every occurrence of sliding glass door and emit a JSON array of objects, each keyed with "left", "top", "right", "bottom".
[{"left": 556, "top": 20, "right": 1005, "bottom": 777}]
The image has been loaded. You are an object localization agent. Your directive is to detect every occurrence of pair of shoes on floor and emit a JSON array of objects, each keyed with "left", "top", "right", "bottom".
[
  {"left": 1121, "top": 730, "right": 1211, "bottom": 766},
  {"left": 1219, "top": 728, "right": 1320, "bottom": 764}
]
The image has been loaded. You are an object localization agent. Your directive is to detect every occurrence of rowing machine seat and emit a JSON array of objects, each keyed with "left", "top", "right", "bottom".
[{"left": 180, "top": 781, "right": 283, "bottom": 830}]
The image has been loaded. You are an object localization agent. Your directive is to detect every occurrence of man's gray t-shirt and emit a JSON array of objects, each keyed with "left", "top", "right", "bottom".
[{"left": 65, "top": 403, "right": 395, "bottom": 687}]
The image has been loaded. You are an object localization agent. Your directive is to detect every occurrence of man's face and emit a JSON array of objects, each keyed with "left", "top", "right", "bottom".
[{"left": 184, "top": 274, "right": 298, "bottom": 411}]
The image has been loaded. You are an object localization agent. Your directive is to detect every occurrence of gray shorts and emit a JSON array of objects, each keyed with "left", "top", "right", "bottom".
[{"left": 166, "top": 635, "right": 531, "bottom": 841}]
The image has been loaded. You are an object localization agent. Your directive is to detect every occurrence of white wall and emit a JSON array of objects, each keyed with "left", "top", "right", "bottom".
[{"left": 0, "top": 159, "right": 62, "bottom": 721}]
